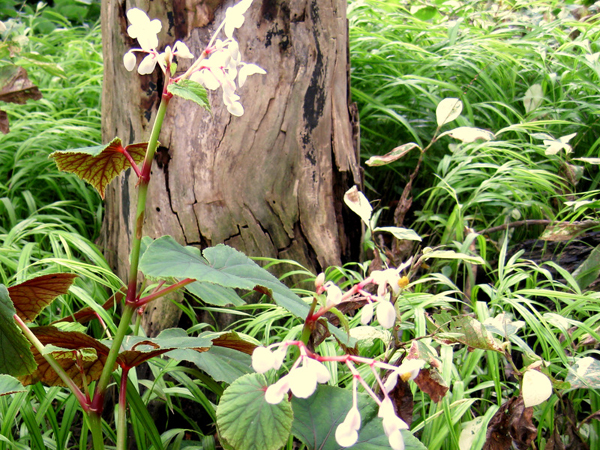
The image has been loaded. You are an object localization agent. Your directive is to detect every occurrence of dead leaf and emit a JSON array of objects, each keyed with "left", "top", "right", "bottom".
[
  {"left": 8, "top": 273, "right": 78, "bottom": 322},
  {"left": 0, "top": 65, "right": 42, "bottom": 105},
  {"left": 211, "top": 332, "right": 257, "bottom": 355},
  {"left": 413, "top": 368, "right": 449, "bottom": 403},
  {"left": 483, "top": 396, "right": 537, "bottom": 450},
  {"left": 0, "top": 109, "right": 8, "bottom": 134}
]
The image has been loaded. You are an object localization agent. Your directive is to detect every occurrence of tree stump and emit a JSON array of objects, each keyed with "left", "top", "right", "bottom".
[{"left": 100, "top": 0, "right": 361, "bottom": 335}]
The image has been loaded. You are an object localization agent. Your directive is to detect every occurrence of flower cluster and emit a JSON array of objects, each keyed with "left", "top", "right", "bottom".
[
  {"left": 318, "top": 258, "right": 412, "bottom": 330},
  {"left": 252, "top": 341, "right": 425, "bottom": 450},
  {"left": 123, "top": 0, "right": 265, "bottom": 116}
]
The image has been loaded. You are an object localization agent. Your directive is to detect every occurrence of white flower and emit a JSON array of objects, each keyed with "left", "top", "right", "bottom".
[
  {"left": 324, "top": 281, "right": 343, "bottom": 307},
  {"left": 252, "top": 346, "right": 275, "bottom": 373},
  {"left": 288, "top": 364, "right": 318, "bottom": 398},
  {"left": 224, "top": 0, "right": 253, "bottom": 38},
  {"left": 376, "top": 299, "right": 396, "bottom": 328},
  {"left": 396, "top": 359, "right": 425, "bottom": 382},
  {"left": 123, "top": 51, "right": 137, "bottom": 71},
  {"left": 272, "top": 347, "right": 287, "bottom": 370},
  {"left": 126, "top": 8, "right": 161, "bottom": 52},
  {"left": 335, "top": 406, "right": 361, "bottom": 447},
  {"left": 305, "top": 358, "right": 331, "bottom": 384},
  {"left": 335, "top": 420, "right": 359, "bottom": 447},
  {"left": 361, "top": 302, "right": 374, "bottom": 324},
  {"left": 378, "top": 397, "right": 409, "bottom": 450},
  {"left": 265, "top": 375, "right": 290, "bottom": 404},
  {"left": 173, "top": 41, "right": 194, "bottom": 59},
  {"left": 138, "top": 53, "right": 159, "bottom": 75},
  {"left": 238, "top": 63, "right": 267, "bottom": 87}
]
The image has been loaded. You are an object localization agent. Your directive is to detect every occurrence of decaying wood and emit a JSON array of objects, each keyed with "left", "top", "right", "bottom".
[{"left": 100, "top": 0, "right": 361, "bottom": 334}]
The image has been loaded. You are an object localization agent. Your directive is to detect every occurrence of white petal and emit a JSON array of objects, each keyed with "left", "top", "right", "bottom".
[
  {"left": 376, "top": 300, "right": 396, "bottom": 328},
  {"left": 123, "top": 51, "right": 137, "bottom": 71},
  {"left": 397, "top": 359, "right": 426, "bottom": 381},
  {"left": 388, "top": 429, "right": 405, "bottom": 450},
  {"left": 238, "top": 63, "right": 266, "bottom": 87},
  {"left": 344, "top": 406, "right": 362, "bottom": 431},
  {"left": 288, "top": 365, "right": 317, "bottom": 398},
  {"left": 325, "top": 282, "right": 343, "bottom": 307},
  {"left": 193, "top": 69, "right": 220, "bottom": 90},
  {"left": 384, "top": 372, "right": 399, "bottom": 393},
  {"left": 272, "top": 347, "right": 287, "bottom": 370},
  {"left": 138, "top": 54, "right": 158, "bottom": 75},
  {"left": 265, "top": 376, "right": 290, "bottom": 404},
  {"left": 306, "top": 358, "right": 331, "bottom": 384},
  {"left": 227, "top": 101, "right": 244, "bottom": 117},
  {"left": 361, "top": 303, "right": 374, "bottom": 324},
  {"left": 335, "top": 421, "right": 359, "bottom": 447},
  {"left": 174, "top": 41, "right": 194, "bottom": 59},
  {"left": 251, "top": 346, "right": 274, "bottom": 373},
  {"left": 522, "top": 369, "right": 552, "bottom": 407}
]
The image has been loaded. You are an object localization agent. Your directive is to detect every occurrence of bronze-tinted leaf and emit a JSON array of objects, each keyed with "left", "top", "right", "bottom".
[
  {"left": 49, "top": 137, "right": 148, "bottom": 199},
  {"left": 483, "top": 396, "right": 537, "bottom": 450},
  {"left": 413, "top": 368, "right": 449, "bottom": 403},
  {"left": 8, "top": 273, "right": 78, "bottom": 323},
  {"left": 211, "top": 332, "right": 257, "bottom": 355},
  {"left": 0, "top": 65, "right": 42, "bottom": 105},
  {"left": 18, "top": 326, "right": 113, "bottom": 388},
  {"left": 0, "top": 109, "right": 8, "bottom": 134}
]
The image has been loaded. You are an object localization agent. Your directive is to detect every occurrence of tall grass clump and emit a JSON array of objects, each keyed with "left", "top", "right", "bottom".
[
  {"left": 349, "top": 0, "right": 600, "bottom": 245},
  {"left": 0, "top": 14, "right": 103, "bottom": 240}
]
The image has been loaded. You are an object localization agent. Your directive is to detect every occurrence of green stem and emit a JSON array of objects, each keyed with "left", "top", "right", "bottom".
[
  {"left": 91, "top": 96, "right": 171, "bottom": 414},
  {"left": 117, "top": 368, "right": 130, "bottom": 450},
  {"left": 88, "top": 412, "right": 105, "bottom": 450}
]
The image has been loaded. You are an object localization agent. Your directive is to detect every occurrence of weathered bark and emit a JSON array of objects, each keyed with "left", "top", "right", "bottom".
[{"left": 100, "top": 0, "right": 361, "bottom": 335}]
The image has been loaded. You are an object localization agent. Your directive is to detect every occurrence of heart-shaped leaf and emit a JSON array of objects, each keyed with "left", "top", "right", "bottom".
[
  {"left": 18, "top": 326, "right": 113, "bottom": 388},
  {"left": 168, "top": 79, "right": 211, "bottom": 111},
  {"left": 0, "top": 285, "right": 36, "bottom": 377},
  {"left": 49, "top": 137, "right": 148, "bottom": 199},
  {"left": 8, "top": 273, "right": 78, "bottom": 323},
  {"left": 139, "top": 236, "right": 354, "bottom": 346},
  {"left": 0, "top": 374, "right": 27, "bottom": 397},
  {"left": 116, "top": 328, "right": 212, "bottom": 369},
  {"left": 291, "top": 385, "right": 426, "bottom": 450},
  {"left": 217, "top": 373, "right": 293, "bottom": 450}
]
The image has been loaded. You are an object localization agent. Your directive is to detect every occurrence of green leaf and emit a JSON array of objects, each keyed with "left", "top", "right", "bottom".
[
  {"left": 433, "top": 314, "right": 504, "bottom": 353},
  {"left": 168, "top": 79, "right": 210, "bottom": 111},
  {"left": 572, "top": 244, "right": 600, "bottom": 290},
  {"left": 186, "top": 281, "right": 246, "bottom": 306},
  {"left": 374, "top": 226, "right": 422, "bottom": 242},
  {"left": 0, "top": 285, "right": 36, "bottom": 377},
  {"left": 566, "top": 357, "right": 600, "bottom": 389},
  {"left": 140, "top": 237, "right": 354, "bottom": 345},
  {"left": 49, "top": 137, "right": 148, "bottom": 199},
  {"left": 139, "top": 236, "right": 309, "bottom": 319},
  {"left": 168, "top": 346, "right": 253, "bottom": 384},
  {"left": 292, "top": 385, "right": 426, "bottom": 450},
  {"left": 217, "top": 373, "right": 293, "bottom": 450},
  {"left": 0, "top": 374, "right": 26, "bottom": 397},
  {"left": 422, "top": 249, "right": 484, "bottom": 264}
]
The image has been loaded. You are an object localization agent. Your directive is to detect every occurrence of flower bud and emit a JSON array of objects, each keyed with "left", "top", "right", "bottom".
[
  {"left": 335, "top": 421, "right": 359, "bottom": 447},
  {"left": 123, "top": 51, "right": 136, "bottom": 72},
  {"left": 265, "top": 375, "right": 290, "bottom": 404},
  {"left": 315, "top": 272, "right": 326, "bottom": 293},
  {"left": 361, "top": 303, "right": 374, "bottom": 324},
  {"left": 376, "top": 300, "right": 396, "bottom": 328},
  {"left": 306, "top": 358, "right": 331, "bottom": 384},
  {"left": 288, "top": 365, "right": 318, "bottom": 398}
]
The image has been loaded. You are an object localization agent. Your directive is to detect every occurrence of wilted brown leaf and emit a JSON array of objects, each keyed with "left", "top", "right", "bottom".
[
  {"left": 483, "top": 396, "right": 537, "bottom": 450},
  {"left": 0, "top": 109, "right": 8, "bottom": 134},
  {"left": 0, "top": 65, "right": 42, "bottom": 105},
  {"left": 8, "top": 273, "right": 78, "bottom": 323},
  {"left": 413, "top": 368, "right": 449, "bottom": 403},
  {"left": 18, "top": 326, "right": 113, "bottom": 388}
]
